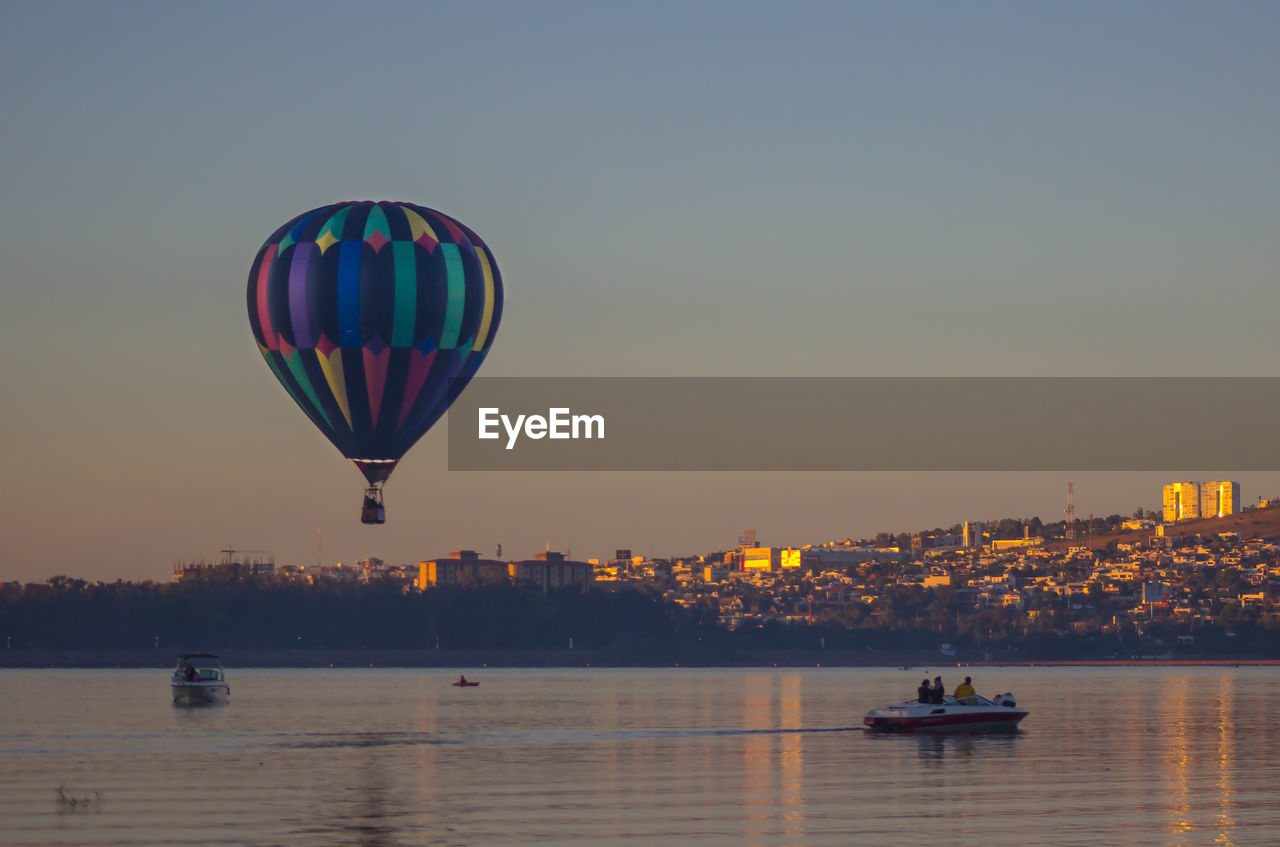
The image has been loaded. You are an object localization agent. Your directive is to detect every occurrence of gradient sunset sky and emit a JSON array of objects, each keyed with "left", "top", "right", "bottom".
[{"left": 3, "top": 1, "right": 1278, "bottom": 582}]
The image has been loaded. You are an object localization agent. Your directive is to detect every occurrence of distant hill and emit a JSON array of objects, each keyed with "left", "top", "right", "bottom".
[{"left": 1042, "top": 502, "right": 1280, "bottom": 552}]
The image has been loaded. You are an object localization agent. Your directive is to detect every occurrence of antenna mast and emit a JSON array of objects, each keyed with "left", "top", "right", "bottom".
[{"left": 1065, "top": 482, "right": 1076, "bottom": 540}]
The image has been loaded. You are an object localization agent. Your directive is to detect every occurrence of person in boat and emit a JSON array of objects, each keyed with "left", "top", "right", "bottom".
[
  {"left": 183, "top": 663, "right": 198, "bottom": 682},
  {"left": 953, "top": 676, "right": 976, "bottom": 699},
  {"left": 458, "top": 674, "right": 468, "bottom": 685},
  {"left": 917, "top": 678, "right": 931, "bottom": 703},
  {"left": 931, "top": 676, "right": 945, "bottom": 704}
]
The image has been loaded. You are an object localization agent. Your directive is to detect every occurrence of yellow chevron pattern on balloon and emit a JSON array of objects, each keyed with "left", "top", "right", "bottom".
[
  {"left": 315, "top": 206, "right": 352, "bottom": 255},
  {"left": 317, "top": 348, "right": 353, "bottom": 429},
  {"left": 400, "top": 206, "right": 440, "bottom": 247}
]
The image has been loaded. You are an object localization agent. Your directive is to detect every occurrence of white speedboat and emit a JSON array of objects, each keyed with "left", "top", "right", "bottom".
[
  {"left": 171, "top": 653, "right": 230, "bottom": 705},
  {"left": 864, "top": 693, "right": 1026, "bottom": 733}
]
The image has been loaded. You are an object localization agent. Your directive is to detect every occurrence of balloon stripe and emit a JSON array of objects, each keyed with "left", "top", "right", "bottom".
[
  {"left": 263, "top": 352, "right": 338, "bottom": 440},
  {"left": 400, "top": 351, "right": 462, "bottom": 445},
  {"left": 400, "top": 206, "right": 440, "bottom": 248},
  {"left": 439, "top": 244, "right": 466, "bottom": 349},
  {"left": 288, "top": 244, "right": 317, "bottom": 348},
  {"left": 284, "top": 349, "right": 334, "bottom": 432},
  {"left": 472, "top": 247, "right": 496, "bottom": 352},
  {"left": 262, "top": 350, "right": 307, "bottom": 412},
  {"left": 363, "top": 347, "right": 390, "bottom": 428},
  {"left": 363, "top": 205, "right": 391, "bottom": 247},
  {"left": 397, "top": 348, "right": 438, "bottom": 429},
  {"left": 277, "top": 209, "right": 320, "bottom": 255},
  {"left": 391, "top": 241, "right": 417, "bottom": 347},
  {"left": 255, "top": 244, "right": 278, "bottom": 350},
  {"left": 317, "top": 348, "right": 353, "bottom": 429},
  {"left": 337, "top": 241, "right": 362, "bottom": 346},
  {"left": 429, "top": 211, "right": 466, "bottom": 244},
  {"left": 316, "top": 206, "right": 352, "bottom": 254}
]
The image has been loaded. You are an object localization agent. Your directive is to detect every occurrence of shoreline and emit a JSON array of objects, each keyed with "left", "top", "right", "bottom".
[{"left": 3, "top": 648, "right": 1280, "bottom": 669}]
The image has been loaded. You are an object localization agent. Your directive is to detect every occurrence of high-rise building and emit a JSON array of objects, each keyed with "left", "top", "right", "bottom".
[
  {"left": 1200, "top": 481, "right": 1241, "bottom": 518},
  {"left": 1162, "top": 482, "right": 1200, "bottom": 523},
  {"left": 963, "top": 521, "right": 984, "bottom": 548},
  {"left": 1161, "top": 480, "right": 1242, "bottom": 522}
]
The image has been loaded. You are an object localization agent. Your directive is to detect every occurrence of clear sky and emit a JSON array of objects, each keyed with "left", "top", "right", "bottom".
[{"left": 3, "top": 1, "right": 1278, "bottom": 582}]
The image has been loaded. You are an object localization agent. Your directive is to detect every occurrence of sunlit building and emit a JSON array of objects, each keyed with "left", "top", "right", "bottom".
[
  {"left": 1163, "top": 481, "right": 1201, "bottom": 523},
  {"left": 991, "top": 537, "right": 1044, "bottom": 552},
  {"left": 703, "top": 564, "right": 729, "bottom": 582},
  {"left": 418, "top": 550, "right": 509, "bottom": 589},
  {"left": 1200, "top": 480, "right": 1241, "bottom": 519},
  {"left": 779, "top": 549, "right": 804, "bottom": 570},
  {"left": 1161, "top": 480, "right": 1241, "bottom": 522},
  {"left": 741, "top": 547, "right": 783, "bottom": 572}
]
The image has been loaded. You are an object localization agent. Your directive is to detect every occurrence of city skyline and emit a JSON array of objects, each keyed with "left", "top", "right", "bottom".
[{"left": 4, "top": 2, "right": 1279, "bottom": 583}]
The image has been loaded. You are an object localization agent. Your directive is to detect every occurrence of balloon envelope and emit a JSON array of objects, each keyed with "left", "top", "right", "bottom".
[{"left": 247, "top": 201, "right": 503, "bottom": 484}]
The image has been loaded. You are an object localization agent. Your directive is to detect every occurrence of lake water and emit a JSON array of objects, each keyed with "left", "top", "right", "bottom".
[{"left": 3, "top": 666, "right": 1280, "bottom": 846}]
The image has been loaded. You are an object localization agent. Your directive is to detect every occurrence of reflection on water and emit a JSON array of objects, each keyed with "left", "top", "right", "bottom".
[
  {"left": 913, "top": 731, "right": 1019, "bottom": 765},
  {"left": 1216, "top": 674, "right": 1235, "bottom": 845},
  {"left": 736, "top": 673, "right": 809, "bottom": 843},
  {"left": 780, "top": 674, "right": 803, "bottom": 844},
  {"left": 4, "top": 667, "right": 1280, "bottom": 845},
  {"left": 743, "top": 674, "right": 772, "bottom": 842},
  {"left": 306, "top": 735, "right": 397, "bottom": 847},
  {"left": 1164, "top": 676, "right": 1192, "bottom": 839}
]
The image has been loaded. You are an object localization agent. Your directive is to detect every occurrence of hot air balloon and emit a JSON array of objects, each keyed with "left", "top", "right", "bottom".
[{"left": 247, "top": 201, "right": 503, "bottom": 523}]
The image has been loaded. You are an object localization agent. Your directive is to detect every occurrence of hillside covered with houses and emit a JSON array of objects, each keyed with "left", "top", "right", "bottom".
[{"left": 8, "top": 503, "right": 1280, "bottom": 661}]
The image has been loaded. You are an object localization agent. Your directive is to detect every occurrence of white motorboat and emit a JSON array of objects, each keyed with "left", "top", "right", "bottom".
[
  {"left": 171, "top": 653, "right": 230, "bottom": 705},
  {"left": 864, "top": 692, "right": 1026, "bottom": 733}
]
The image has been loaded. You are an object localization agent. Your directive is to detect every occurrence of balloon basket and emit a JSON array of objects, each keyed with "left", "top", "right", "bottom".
[{"left": 361, "top": 487, "right": 386, "bottom": 525}]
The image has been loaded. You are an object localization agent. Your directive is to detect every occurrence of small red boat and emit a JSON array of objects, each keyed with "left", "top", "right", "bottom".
[{"left": 452, "top": 678, "right": 479, "bottom": 687}]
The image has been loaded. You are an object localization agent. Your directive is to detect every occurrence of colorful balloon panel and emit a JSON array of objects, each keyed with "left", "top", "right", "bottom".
[{"left": 247, "top": 201, "right": 503, "bottom": 484}]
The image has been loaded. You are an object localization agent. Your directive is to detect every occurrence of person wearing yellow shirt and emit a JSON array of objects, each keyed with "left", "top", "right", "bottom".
[{"left": 953, "top": 676, "right": 976, "bottom": 699}]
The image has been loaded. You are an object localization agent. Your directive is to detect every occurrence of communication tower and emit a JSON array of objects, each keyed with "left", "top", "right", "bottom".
[{"left": 1065, "top": 482, "right": 1076, "bottom": 540}]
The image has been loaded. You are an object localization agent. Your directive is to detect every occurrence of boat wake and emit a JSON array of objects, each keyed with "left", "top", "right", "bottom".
[{"left": 267, "top": 725, "right": 866, "bottom": 752}]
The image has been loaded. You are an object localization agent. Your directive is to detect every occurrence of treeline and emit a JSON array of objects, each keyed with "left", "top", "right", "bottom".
[
  {"left": 0, "top": 575, "right": 720, "bottom": 652},
  {"left": 7, "top": 574, "right": 1280, "bottom": 660},
  {"left": 0, "top": 575, "right": 973, "bottom": 655}
]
